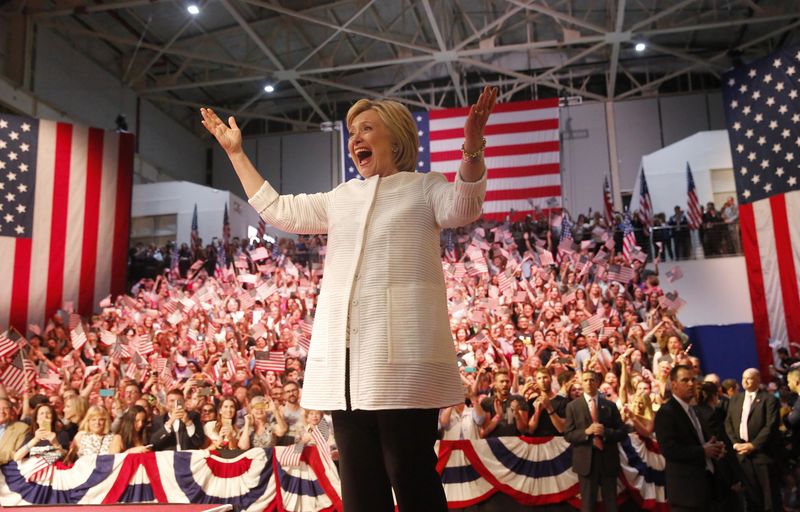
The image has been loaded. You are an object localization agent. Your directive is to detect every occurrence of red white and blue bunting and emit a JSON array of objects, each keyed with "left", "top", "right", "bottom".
[{"left": 0, "top": 435, "right": 666, "bottom": 510}]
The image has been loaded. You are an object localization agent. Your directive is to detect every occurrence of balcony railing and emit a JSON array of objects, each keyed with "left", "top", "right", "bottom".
[{"left": 608, "top": 221, "right": 743, "bottom": 261}]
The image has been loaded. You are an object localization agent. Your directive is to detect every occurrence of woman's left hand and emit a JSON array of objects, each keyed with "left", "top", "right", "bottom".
[{"left": 464, "top": 85, "right": 498, "bottom": 153}]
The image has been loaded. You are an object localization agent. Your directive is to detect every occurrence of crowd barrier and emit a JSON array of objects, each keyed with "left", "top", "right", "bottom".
[{"left": 0, "top": 434, "right": 666, "bottom": 511}]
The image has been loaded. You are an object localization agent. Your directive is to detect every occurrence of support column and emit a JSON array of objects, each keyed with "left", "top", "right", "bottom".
[
  {"left": 4, "top": 2, "right": 35, "bottom": 89},
  {"left": 604, "top": 100, "right": 623, "bottom": 211}
]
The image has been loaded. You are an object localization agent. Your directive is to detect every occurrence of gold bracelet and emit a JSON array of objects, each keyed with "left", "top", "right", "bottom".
[{"left": 461, "top": 137, "right": 487, "bottom": 162}]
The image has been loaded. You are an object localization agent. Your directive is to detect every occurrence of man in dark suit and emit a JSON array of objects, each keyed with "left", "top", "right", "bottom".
[
  {"left": 150, "top": 388, "right": 205, "bottom": 451},
  {"left": 654, "top": 365, "right": 726, "bottom": 511},
  {"left": 564, "top": 370, "right": 628, "bottom": 512},
  {"left": 724, "top": 368, "right": 782, "bottom": 512}
]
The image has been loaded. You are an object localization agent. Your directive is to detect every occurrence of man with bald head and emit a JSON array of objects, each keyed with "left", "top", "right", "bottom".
[
  {"left": 724, "top": 368, "right": 781, "bottom": 512},
  {"left": 0, "top": 398, "right": 27, "bottom": 464}
]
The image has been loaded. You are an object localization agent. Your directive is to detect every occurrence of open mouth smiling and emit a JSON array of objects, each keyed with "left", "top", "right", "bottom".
[{"left": 354, "top": 148, "right": 373, "bottom": 165}]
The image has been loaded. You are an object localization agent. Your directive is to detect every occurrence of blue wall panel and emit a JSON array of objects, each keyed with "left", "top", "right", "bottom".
[{"left": 685, "top": 323, "right": 759, "bottom": 381}]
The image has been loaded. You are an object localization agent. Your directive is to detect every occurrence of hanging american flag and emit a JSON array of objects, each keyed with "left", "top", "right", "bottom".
[
  {"left": 722, "top": 46, "right": 800, "bottom": 374},
  {"left": 621, "top": 214, "right": 637, "bottom": 262},
  {"left": 603, "top": 175, "right": 614, "bottom": 226},
  {"left": 638, "top": 168, "right": 653, "bottom": 231},
  {"left": 341, "top": 98, "right": 561, "bottom": 220},
  {"left": 685, "top": 163, "right": 702, "bottom": 230},
  {"left": 0, "top": 115, "right": 133, "bottom": 333}
]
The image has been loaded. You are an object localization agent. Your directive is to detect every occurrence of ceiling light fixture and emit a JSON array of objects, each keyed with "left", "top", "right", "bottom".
[
  {"left": 264, "top": 84, "right": 275, "bottom": 93},
  {"left": 635, "top": 42, "right": 646, "bottom": 52},
  {"left": 187, "top": 4, "right": 200, "bottom": 15}
]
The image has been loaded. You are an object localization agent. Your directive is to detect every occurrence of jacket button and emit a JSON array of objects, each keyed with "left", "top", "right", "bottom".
[
  {"left": 352, "top": 299, "right": 359, "bottom": 306},
  {"left": 352, "top": 327, "right": 358, "bottom": 334}
]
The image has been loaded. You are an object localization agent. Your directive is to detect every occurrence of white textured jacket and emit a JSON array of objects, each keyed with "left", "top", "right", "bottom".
[{"left": 248, "top": 170, "right": 487, "bottom": 410}]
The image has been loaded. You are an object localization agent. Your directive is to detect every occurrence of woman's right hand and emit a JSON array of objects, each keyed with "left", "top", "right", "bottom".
[{"left": 200, "top": 108, "right": 242, "bottom": 156}]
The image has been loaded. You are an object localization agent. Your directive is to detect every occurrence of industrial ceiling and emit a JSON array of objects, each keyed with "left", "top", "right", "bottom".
[{"left": 3, "top": 0, "right": 799, "bottom": 135}]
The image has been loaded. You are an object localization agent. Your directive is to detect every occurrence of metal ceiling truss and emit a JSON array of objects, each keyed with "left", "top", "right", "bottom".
[{"left": 4, "top": 0, "right": 798, "bottom": 134}]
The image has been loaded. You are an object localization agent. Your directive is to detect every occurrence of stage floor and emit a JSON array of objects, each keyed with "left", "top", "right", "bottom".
[{"left": 3, "top": 505, "right": 232, "bottom": 512}]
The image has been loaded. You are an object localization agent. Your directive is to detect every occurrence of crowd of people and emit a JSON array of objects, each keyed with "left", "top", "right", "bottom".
[
  {"left": 127, "top": 197, "right": 741, "bottom": 291},
  {"left": 0, "top": 209, "right": 794, "bottom": 510}
]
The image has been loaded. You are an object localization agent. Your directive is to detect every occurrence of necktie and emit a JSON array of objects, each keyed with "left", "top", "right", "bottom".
[
  {"left": 687, "top": 406, "right": 705, "bottom": 444},
  {"left": 688, "top": 406, "right": 715, "bottom": 473},
  {"left": 739, "top": 393, "right": 752, "bottom": 442},
  {"left": 589, "top": 398, "right": 604, "bottom": 450}
]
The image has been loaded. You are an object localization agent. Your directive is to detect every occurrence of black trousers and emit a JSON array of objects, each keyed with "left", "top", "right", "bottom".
[{"left": 332, "top": 408, "right": 448, "bottom": 512}]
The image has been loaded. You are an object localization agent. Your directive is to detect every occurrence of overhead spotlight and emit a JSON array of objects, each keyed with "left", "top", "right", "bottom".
[
  {"left": 634, "top": 42, "right": 646, "bottom": 52},
  {"left": 264, "top": 84, "right": 275, "bottom": 93},
  {"left": 187, "top": 4, "right": 200, "bottom": 15}
]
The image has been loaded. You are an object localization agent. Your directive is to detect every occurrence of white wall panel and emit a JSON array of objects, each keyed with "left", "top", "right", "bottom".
[
  {"left": 32, "top": 27, "right": 206, "bottom": 184},
  {"left": 660, "top": 95, "right": 709, "bottom": 146},
  {"left": 613, "top": 98, "right": 663, "bottom": 192},
  {"left": 560, "top": 101, "right": 610, "bottom": 216}
]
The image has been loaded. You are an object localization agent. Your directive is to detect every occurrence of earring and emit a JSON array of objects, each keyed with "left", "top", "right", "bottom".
[{"left": 392, "top": 145, "right": 399, "bottom": 153}]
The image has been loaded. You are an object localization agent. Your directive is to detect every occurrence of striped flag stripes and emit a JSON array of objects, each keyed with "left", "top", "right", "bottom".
[
  {"left": 0, "top": 328, "right": 24, "bottom": 359},
  {"left": 1, "top": 349, "right": 36, "bottom": 393},
  {"left": 277, "top": 443, "right": 305, "bottom": 468},
  {"left": 686, "top": 163, "right": 702, "bottom": 230},
  {"left": 621, "top": 214, "right": 637, "bottom": 263},
  {"left": 342, "top": 98, "right": 561, "bottom": 220},
  {"left": 0, "top": 115, "right": 134, "bottom": 333},
  {"left": 638, "top": 168, "right": 653, "bottom": 231},
  {"left": 603, "top": 175, "right": 614, "bottom": 226},
  {"left": 70, "top": 323, "right": 87, "bottom": 351}
]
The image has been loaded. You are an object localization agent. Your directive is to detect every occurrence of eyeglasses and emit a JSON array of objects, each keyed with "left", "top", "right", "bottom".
[{"left": 201, "top": 408, "right": 216, "bottom": 413}]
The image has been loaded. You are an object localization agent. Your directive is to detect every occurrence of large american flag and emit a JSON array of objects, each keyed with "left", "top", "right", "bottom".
[
  {"left": 0, "top": 115, "right": 134, "bottom": 333},
  {"left": 723, "top": 46, "right": 800, "bottom": 376},
  {"left": 342, "top": 98, "right": 561, "bottom": 220}
]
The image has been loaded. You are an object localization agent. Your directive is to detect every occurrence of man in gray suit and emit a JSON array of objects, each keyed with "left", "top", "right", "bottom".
[
  {"left": 724, "top": 368, "right": 781, "bottom": 512},
  {"left": 564, "top": 370, "right": 628, "bottom": 512},
  {"left": 654, "top": 365, "right": 726, "bottom": 511}
]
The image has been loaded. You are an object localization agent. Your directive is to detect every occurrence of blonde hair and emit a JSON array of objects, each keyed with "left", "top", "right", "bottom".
[
  {"left": 65, "top": 396, "right": 89, "bottom": 424},
  {"left": 78, "top": 405, "right": 111, "bottom": 435},
  {"left": 632, "top": 392, "right": 654, "bottom": 420},
  {"left": 346, "top": 99, "right": 419, "bottom": 173}
]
